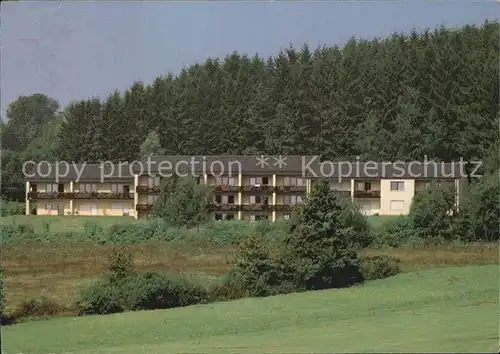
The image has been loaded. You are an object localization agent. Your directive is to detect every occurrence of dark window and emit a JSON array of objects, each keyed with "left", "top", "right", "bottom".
[
  {"left": 215, "top": 195, "right": 222, "bottom": 204},
  {"left": 228, "top": 195, "right": 235, "bottom": 204}
]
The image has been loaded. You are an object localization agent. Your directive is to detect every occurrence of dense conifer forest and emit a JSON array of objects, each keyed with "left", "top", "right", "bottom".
[{"left": 1, "top": 21, "right": 499, "bottom": 199}]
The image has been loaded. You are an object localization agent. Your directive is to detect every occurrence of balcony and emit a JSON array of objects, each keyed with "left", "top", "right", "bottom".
[
  {"left": 27, "top": 191, "right": 134, "bottom": 200},
  {"left": 241, "top": 203, "right": 273, "bottom": 212},
  {"left": 69, "top": 192, "right": 134, "bottom": 200},
  {"left": 274, "top": 185, "right": 307, "bottom": 193},
  {"left": 241, "top": 185, "right": 273, "bottom": 193},
  {"left": 27, "top": 192, "right": 64, "bottom": 199},
  {"left": 136, "top": 185, "right": 161, "bottom": 194},
  {"left": 333, "top": 190, "right": 352, "bottom": 198},
  {"left": 212, "top": 203, "right": 240, "bottom": 212},
  {"left": 136, "top": 203, "right": 154, "bottom": 211},
  {"left": 353, "top": 190, "right": 381, "bottom": 198},
  {"left": 213, "top": 185, "right": 240, "bottom": 193},
  {"left": 273, "top": 204, "right": 294, "bottom": 212}
]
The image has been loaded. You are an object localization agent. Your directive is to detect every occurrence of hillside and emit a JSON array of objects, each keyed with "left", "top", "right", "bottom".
[{"left": 3, "top": 265, "right": 498, "bottom": 353}]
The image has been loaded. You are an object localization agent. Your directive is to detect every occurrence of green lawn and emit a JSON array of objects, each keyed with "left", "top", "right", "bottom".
[
  {"left": 1, "top": 215, "right": 398, "bottom": 234},
  {"left": 0, "top": 215, "right": 135, "bottom": 233},
  {"left": 3, "top": 265, "right": 498, "bottom": 353}
]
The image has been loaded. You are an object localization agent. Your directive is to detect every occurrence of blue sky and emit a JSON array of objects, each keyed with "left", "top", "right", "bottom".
[{"left": 1, "top": 1, "right": 498, "bottom": 119}]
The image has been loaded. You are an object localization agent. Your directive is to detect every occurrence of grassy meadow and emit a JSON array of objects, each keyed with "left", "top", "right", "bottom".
[{"left": 3, "top": 265, "right": 498, "bottom": 353}]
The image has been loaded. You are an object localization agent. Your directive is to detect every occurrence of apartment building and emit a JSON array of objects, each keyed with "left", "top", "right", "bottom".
[{"left": 24, "top": 156, "right": 468, "bottom": 220}]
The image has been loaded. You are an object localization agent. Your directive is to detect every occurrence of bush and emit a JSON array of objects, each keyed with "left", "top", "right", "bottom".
[
  {"left": 371, "top": 217, "right": 413, "bottom": 247},
  {"left": 77, "top": 275, "right": 124, "bottom": 315},
  {"left": 122, "top": 271, "right": 208, "bottom": 311},
  {"left": 454, "top": 172, "right": 499, "bottom": 242},
  {"left": 408, "top": 183, "right": 457, "bottom": 241},
  {"left": 0, "top": 267, "right": 4, "bottom": 317},
  {"left": 338, "top": 198, "right": 373, "bottom": 249},
  {"left": 0, "top": 199, "right": 25, "bottom": 216},
  {"left": 284, "top": 179, "right": 364, "bottom": 290},
  {"left": 359, "top": 255, "right": 401, "bottom": 280},
  {"left": 77, "top": 250, "right": 208, "bottom": 315},
  {"left": 10, "top": 297, "right": 71, "bottom": 319}
]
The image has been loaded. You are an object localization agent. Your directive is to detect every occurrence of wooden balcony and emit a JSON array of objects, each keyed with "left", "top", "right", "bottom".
[
  {"left": 136, "top": 185, "right": 161, "bottom": 194},
  {"left": 27, "top": 192, "right": 63, "bottom": 199},
  {"left": 274, "top": 185, "right": 307, "bottom": 193},
  {"left": 212, "top": 204, "right": 240, "bottom": 212},
  {"left": 213, "top": 185, "right": 240, "bottom": 193},
  {"left": 241, "top": 185, "right": 273, "bottom": 193},
  {"left": 136, "top": 203, "right": 154, "bottom": 211},
  {"left": 28, "top": 191, "right": 134, "bottom": 200},
  {"left": 333, "top": 190, "right": 352, "bottom": 198},
  {"left": 241, "top": 204, "right": 273, "bottom": 211},
  {"left": 70, "top": 192, "right": 134, "bottom": 200},
  {"left": 353, "top": 190, "right": 381, "bottom": 198},
  {"left": 273, "top": 204, "right": 294, "bottom": 212}
]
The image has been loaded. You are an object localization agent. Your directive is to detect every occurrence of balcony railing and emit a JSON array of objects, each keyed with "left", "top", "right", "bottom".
[
  {"left": 241, "top": 185, "right": 273, "bottom": 193},
  {"left": 274, "top": 185, "right": 307, "bottom": 193},
  {"left": 213, "top": 185, "right": 240, "bottom": 193},
  {"left": 241, "top": 204, "right": 273, "bottom": 211},
  {"left": 212, "top": 203, "right": 240, "bottom": 212},
  {"left": 27, "top": 192, "right": 63, "bottom": 199},
  {"left": 333, "top": 190, "right": 352, "bottom": 198},
  {"left": 28, "top": 191, "right": 134, "bottom": 200},
  {"left": 136, "top": 185, "right": 161, "bottom": 194},
  {"left": 273, "top": 204, "right": 296, "bottom": 212},
  {"left": 353, "top": 190, "right": 381, "bottom": 198},
  {"left": 70, "top": 192, "right": 134, "bottom": 200},
  {"left": 136, "top": 203, "right": 154, "bottom": 211}
]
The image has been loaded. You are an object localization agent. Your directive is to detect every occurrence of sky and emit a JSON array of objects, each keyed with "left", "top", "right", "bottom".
[{"left": 1, "top": 1, "right": 499, "bottom": 120}]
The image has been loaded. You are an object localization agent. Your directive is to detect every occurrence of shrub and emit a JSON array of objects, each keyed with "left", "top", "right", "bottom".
[
  {"left": 77, "top": 275, "right": 124, "bottom": 315},
  {"left": 77, "top": 250, "right": 207, "bottom": 315},
  {"left": 122, "top": 271, "right": 208, "bottom": 311},
  {"left": 338, "top": 198, "right": 373, "bottom": 249},
  {"left": 454, "top": 172, "right": 499, "bottom": 242},
  {"left": 359, "top": 255, "right": 401, "bottom": 280},
  {"left": 284, "top": 179, "right": 364, "bottom": 290},
  {"left": 371, "top": 217, "right": 413, "bottom": 247},
  {"left": 408, "top": 183, "right": 457, "bottom": 241},
  {"left": 108, "top": 249, "right": 137, "bottom": 280},
  {"left": 226, "top": 232, "right": 299, "bottom": 298},
  {"left": 10, "top": 297, "right": 70, "bottom": 319},
  {"left": 0, "top": 199, "right": 25, "bottom": 216}
]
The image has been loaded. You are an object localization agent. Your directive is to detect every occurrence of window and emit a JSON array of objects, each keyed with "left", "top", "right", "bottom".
[
  {"left": 256, "top": 215, "right": 268, "bottom": 221},
  {"left": 250, "top": 195, "right": 268, "bottom": 204},
  {"left": 147, "top": 176, "right": 160, "bottom": 187},
  {"left": 249, "top": 214, "right": 256, "bottom": 221},
  {"left": 83, "top": 184, "right": 97, "bottom": 192},
  {"left": 215, "top": 176, "right": 236, "bottom": 185},
  {"left": 147, "top": 195, "right": 157, "bottom": 204},
  {"left": 45, "top": 203, "right": 58, "bottom": 210},
  {"left": 215, "top": 195, "right": 222, "bottom": 204},
  {"left": 284, "top": 177, "right": 304, "bottom": 186},
  {"left": 424, "top": 181, "right": 432, "bottom": 190},
  {"left": 46, "top": 184, "right": 58, "bottom": 192},
  {"left": 228, "top": 195, "right": 235, "bottom": 204},
  {"left": 31, "top": 184, "right": 38, "bottom": 192},
  {"left": 356, "top": 182, "right": 371, "bottom": 191},
  {"left": 111, "top": 204, "right": 123, "bottom": 210},
  {"left": 226, "top": 214, "right": 234, "bottom": 221},
  {"left": 284, "top": 195, "right": 303, "bottom": 205},
  {"left": 390, "top": 200, "right": 404, "bottom": 211},
  {"left": 283, "top": 214, "right": 291, "bottom": 220},
  {"left": 390, "top": 181, "right": 405, "bottom": 191},
  {"left": 249, "top": 177, "right": 268, "bottom": 185},
  {"left": 215, "top": 213, "right": 223, "bottom": 221},
  {"left": 111, "top": 184, "right": 124, "bottom": 193}
]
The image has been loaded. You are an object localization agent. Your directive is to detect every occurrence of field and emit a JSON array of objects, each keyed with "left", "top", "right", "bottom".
[
  {"left": 3, "top": 265, "right": 499, "bottom": 353},
  {"left": 1, "top": 215, "right": 498, "bottom": 352},
  {"left": 0, "top": 215, "right": 135, "bottom": 233}
]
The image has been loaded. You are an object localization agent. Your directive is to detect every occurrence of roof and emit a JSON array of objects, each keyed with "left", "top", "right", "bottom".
[{"left": 23, "top": 156, "right": 469, "bottom": 182}]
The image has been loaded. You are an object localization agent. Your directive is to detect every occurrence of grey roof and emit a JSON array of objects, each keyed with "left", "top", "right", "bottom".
[{"left": 24, "top": 156, "right": 469, "bottom": 182}]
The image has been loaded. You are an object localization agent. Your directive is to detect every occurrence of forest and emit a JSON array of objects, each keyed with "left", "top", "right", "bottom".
[{"left": 1, "top": 21, "right": 499, "bottom": 200}]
